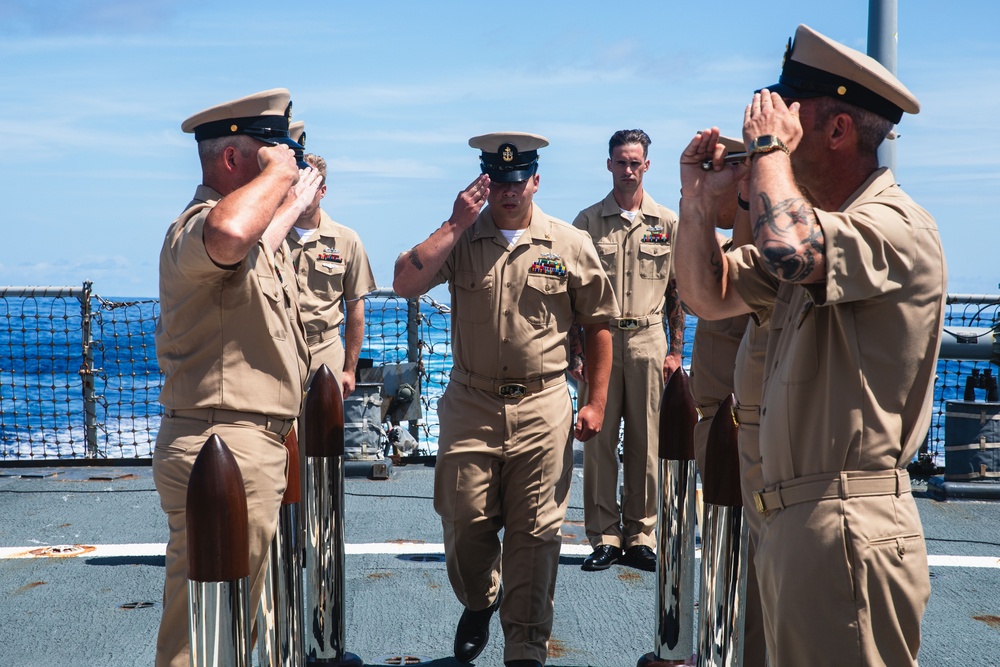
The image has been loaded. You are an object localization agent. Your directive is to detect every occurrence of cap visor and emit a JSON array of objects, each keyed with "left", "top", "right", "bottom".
[
  {"left": 757, "top": 82, "right": 824, "bottom": 100},
  {"left": 487, "top": 168, "right": 534, "bottom": 183}
]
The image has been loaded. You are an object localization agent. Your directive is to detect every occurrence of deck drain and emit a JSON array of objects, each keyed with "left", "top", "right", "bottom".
[
  {"left": 397, "top": 554, "right": 445, "bottom": 563},
  {"left": 30, "top": 545, "right": 96, "bottom": 557},
  {"left": 120, "top": 601, "right": 156, "bottom": 610},
  {"left": 372, "top": 655, "right": 432, "bottom": 665}
]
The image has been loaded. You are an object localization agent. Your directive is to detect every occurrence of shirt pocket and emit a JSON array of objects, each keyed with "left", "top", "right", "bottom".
[
  {"left": 596, "top": 242, "right": 618, "bottom": 279},
  {"left": 779, "top": 299, "right": 818, "bottom": 384},
  {"left": 257, "top": 272, "right": 288, "bottom": 341},
  {"left": 454, "top": 271, "right": 494, "bottom": 324},
  {"left": 308, "top": 261, "right": 346, "bottom": 297},
  {"left": 524, "top": 273, "right": 569, "bottom": 329},
  {"left": 638, "top": 242, "right": 671, "bottom": 280}
]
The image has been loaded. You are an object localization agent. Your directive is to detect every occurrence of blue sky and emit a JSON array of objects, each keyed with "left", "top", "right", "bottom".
[{"left": 2, "top": 0, "right": 997, "bottom": 298}]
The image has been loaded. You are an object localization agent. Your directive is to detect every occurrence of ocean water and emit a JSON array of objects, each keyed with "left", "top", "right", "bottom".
[{"left": 0, "top": 293, "right": 993, "bottom": 462}]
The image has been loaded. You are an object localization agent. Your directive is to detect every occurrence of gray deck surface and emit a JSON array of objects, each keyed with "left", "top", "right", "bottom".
[{"left": 1, "top": 459, "right": 999, "bottom": 666}]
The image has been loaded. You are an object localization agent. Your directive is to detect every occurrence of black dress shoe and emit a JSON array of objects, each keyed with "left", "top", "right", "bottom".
[
  {"left": 505, "top": 660, "right": 543, "bottom": 667},
  {"left": 621, "top": 544, "right": 656, "bottom": 572},
  {"left": 581, "top": 544, "right": 622, "bottom": 571},
  {"left": 454, "top": 586, "right": 503, "bottom": 663}
]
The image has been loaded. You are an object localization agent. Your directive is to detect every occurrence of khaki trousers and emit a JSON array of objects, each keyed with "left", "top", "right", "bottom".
[
  {"left": 435, "top": 381, "right": 574, "bottom": 665},
  {"left": 152, "top": 417, "right": 288, "bottom": 667},
  {"left": 581, "top": 324, "right": 666, "bottom": 549},
  {"left": 756, "top": 492, "right": 929, "bottom": 666},
  {"left": 737, "top": 421, "right": 767, "bottom": 667}
]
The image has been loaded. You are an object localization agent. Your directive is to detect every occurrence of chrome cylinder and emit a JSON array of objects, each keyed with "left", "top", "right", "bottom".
[
  {"left": 257, "top": 503, "right": 304, "bottom": 666},
  {"left": 696, "top": 504, "right": 749, "bottom": 667},
  {"left": 305, "top": 454, "right": 349, "bottom": 662},
  {"left": 188, "top": 578, "right": 251, "bottom": 667},
  {"left": 654, "top": 458, "right": 697, "bottom": 660}
]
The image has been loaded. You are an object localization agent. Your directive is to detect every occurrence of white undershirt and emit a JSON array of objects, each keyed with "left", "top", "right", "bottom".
[
  {"left": 620, "top": 208, "right": 638, "bottom": 222},
  {"left": 500, "top": 228, "right": 526, "bottom": 245},
  {"left": 294, "top": 227, "right": 317, "bottom": 242}
]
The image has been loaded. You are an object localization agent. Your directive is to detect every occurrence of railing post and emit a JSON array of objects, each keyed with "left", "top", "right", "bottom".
[
  {"left": 406, "top": 297, "right": 422, "bottom": 442},
  {"left": 78, "top": 280, "right": 99, "bottom": 458}
]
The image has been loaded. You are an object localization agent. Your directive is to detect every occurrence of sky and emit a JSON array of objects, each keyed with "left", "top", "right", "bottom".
[{"left": 1, "top": 0, "right": 998, "bottom": 299}]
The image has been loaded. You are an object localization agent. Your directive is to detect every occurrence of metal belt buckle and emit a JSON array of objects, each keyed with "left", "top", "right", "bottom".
[
  {"left": 498, "top": 383, "right": 528, "bottom": 399},
  {"left": 753, "top": 490, "right": 767, "bottom": 515},
  {"left": 616, "top": 318, "right": 639, "bottom": 331}
]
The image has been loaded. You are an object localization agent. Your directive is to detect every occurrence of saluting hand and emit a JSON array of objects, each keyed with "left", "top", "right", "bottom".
[
  {"left": 257, "top": 143, "right": 299, "bottom": 181},
  {"left": 679, "top": 127, "right": 745, "bottom": 200},
  {"left": 285, "top": 166, "right": 323, "bottom": 217},
  {"left": 450, "top": 174, "right": 490, "bottom": 230},
  {"left": 744, "top": 90, "right": 803, "bottom": 153}
]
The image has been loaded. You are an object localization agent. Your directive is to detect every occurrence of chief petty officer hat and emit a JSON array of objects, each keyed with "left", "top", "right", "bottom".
[
  {"left": 288, "top": 121, "right": 307, "bottom": 166},
  {"left": 762, "top": 24, "right": 920, "bottom": 124},
  {"left": 181, "top": 88, "right": 307, "bottom": 165},
  {"left": 289, "top": 120, "right": 306, "bottom": 147},
  {"left": 469, "top": 132, "right": 549, "bottom": 183}
]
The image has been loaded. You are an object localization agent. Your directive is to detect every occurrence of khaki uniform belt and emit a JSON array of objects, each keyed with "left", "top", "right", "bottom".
[
  {"left": 163, "top": 407, "right": 295, "bottom": 438},
  {"left": 733, "top": 404, "right": 760, "bottom": 426},
  {"left": 450, "top": 368, "right": 566, "bottom": 399},
  {"left": 307, "top": 329, "right": 338, "bottom": 346},
  {"left": 753, "top": 469, "right": 910, "bottom": 515},
  {"left": 612, "top": 316, "right": 657, "bottom": 331}
]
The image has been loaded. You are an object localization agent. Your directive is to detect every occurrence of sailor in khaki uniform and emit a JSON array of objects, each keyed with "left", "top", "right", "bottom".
[
  {"left": 572, "top": 129, "right": 684, "bottom": 573},
  {"left": 286, "top": 149, "right": 377, "bottom": 395},
  {"left": 393, "top": 132, "right": 618, "bottom": 667},
  {"left": 675, "top": 25, "right": 946, "bottom": 666},
  {"left": 689, "top": 144, "right": 768, "bottom": 666},
  {"left": 153, "top": 88, "right": 320, "bottom": 667}
]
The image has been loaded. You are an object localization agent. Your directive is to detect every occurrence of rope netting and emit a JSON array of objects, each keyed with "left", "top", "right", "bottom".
[{"left": 0, "top": 283, "right": 996, "bottom": 466}]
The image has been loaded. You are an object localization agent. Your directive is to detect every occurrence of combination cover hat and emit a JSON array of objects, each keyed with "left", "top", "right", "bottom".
[
  {"left": 289, "top": 121, "right": 306, "bottom": 147},
  {"left": 181, "top": 88, "right": 306, "bottom": 156},
  {"left": 470, "top": 132, "right": 549, "bottom": 183},
  {"left": 763, "top": 24, "right": 920, "bottom": 123}
]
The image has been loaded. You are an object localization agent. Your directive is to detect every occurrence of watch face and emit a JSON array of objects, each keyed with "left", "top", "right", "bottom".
[{"left": 757, "top": 136, "right": 774, "bottom": 149}]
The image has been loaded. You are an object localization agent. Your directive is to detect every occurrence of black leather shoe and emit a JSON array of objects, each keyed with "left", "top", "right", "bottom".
[
  {"left": 581, "top": 544, "right": 622, "bottom": 571},
  {"left": 505, "top": 661, "right": 543, "bottom": 667},
  {"left": 621, "top": 544, "right": 656, "bottom": 572},
  {"left": 454, "top": 586, "right": 503, "bottom": 663}
]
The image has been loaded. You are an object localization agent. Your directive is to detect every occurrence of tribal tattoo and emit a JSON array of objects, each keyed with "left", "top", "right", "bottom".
[
  {"left": 408, "top": 247, "right": 424, "bottom": 271},
  {"left": 753, "top": 193, "right": 824, "bottom": 282}
]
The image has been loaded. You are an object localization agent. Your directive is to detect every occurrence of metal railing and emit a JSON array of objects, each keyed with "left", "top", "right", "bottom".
[{"left": 0, "top": 283, "right": 997, "bottom": 467}]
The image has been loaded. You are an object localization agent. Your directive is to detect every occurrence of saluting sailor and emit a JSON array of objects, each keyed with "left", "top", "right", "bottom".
[
  {"left": 153, "top": 88, "right": 320, "bottom": 667},
  {"left": 393, "top": 132, "right": 618, "bottom": 667},
  {"left": 676, "top": 25, "right": 947, "bottom": 666}
]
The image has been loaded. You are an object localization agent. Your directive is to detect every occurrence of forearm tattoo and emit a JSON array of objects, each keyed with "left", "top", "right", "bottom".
[
  {"left": 753, "top": 193, "right": 824, "bottom": 282},
  {"left": 665, "top": 279, "right": 685, "bottom": 354},
  {"left": 408, "top": 247, "right": 424, "bottom": 271},
  {"left": 709, "top": 247, "right": 724, "bottom": 285}
]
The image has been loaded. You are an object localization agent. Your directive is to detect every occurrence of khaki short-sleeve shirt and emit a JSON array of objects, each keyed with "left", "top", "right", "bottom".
[
  {"left": 156, "top": 185, "right": 308, "bottom": 419},
  {"left": 572, "top": 191, "right": 678, "bottom": 321},
  {"left": 728, "top": 168, "right": 947, "bottom": 485},
  {"left": 287, "top": 209, "right": 377, "bottom": 336},
  {"left": 431, "top": 204, "right": 619, "bottom": 379}
]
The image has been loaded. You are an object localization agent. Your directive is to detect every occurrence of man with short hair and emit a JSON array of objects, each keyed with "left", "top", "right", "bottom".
[
  {"left": 287, "top": 151, "right": 376, "bottom": 399},
  {"left": 393, "top": 132, "right": 618, "bottom": 667},
  {"left": 153, "top": 88, "right": 320, "bottom": 667},
  {"left": 675, "top": 25, "right": 946, "bottom": 665},
  {"left": 572, "top": 129, "right": 684, "bottom": 572}
]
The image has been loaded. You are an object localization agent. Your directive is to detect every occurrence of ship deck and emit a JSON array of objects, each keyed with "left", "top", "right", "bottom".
[{"left": 1, "top": 453, "right": 999, "bottom": 666}]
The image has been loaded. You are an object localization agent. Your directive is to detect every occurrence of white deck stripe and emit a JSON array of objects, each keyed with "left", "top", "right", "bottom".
[{"left": 1, "top": 543, "right": 997, "bottom": 568}]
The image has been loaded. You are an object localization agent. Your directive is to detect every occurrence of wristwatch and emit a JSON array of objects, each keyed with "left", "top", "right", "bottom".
[{"left": 748, "top": 135, "right": 789, "bottom": 158}]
